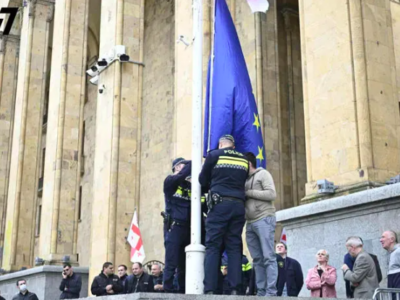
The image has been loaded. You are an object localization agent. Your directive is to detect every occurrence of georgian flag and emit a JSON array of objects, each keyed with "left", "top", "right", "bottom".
[
  {"left": 280, "top": 228, "right": 287, "bottom": 244},
  {"left": 127, "top": 211, "right": 146, "bottom": 263},
  {"left": 246, "top": 0, "right": 269, "bottom": 13}
]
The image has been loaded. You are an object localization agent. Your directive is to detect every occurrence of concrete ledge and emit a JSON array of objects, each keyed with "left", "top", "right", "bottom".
[
  {"left": 0, "top": 265, "right": 89, "bottom": 282},
  {"left": 277, "top": 183, "right": 400, "bottom": 222}
]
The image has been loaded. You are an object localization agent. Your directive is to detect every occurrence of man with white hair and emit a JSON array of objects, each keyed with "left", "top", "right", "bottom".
[
  {"left": 380, "top": 230, "right": 400, "bottom": 288},
  {"left": 151, "top": 263, "right": 164, "bottom": 292},
  {"left": 342, "top": 236, "right": 379, "bottom": 299}
]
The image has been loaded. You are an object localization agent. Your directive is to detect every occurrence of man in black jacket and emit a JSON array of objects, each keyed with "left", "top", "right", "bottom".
[
  {"left": 12, "top": 279, "right": 39, "bottom": 300},
  {"left": 91, "top": 262, "right": 123, "bottom": 296},
  {"left": 117, "top": 265, "right": 129, "bottom": 291},
  {"left": 276, "top": 243, "right": 303, "bottom": 296},
  {"left": 59, "top": 263, "right": 82, "bottom": 299},
  {"left": 126, "top": 262, "right": 155, "bottom": 293},
  {"left": 199, "top": 135, "right": 248, "bottom": 295}
]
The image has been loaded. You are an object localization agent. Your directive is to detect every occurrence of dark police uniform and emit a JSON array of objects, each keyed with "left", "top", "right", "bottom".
[
  {"left": 199, "top": 146, "right": 248, "bottom": 293},
  {"left": 163, "top": 159, "right": 192, "bottom": 293}
]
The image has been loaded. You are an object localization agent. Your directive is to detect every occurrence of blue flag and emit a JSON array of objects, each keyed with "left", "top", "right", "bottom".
[{"left": 203, "top": 0, "right": 266, "bottom": 168}]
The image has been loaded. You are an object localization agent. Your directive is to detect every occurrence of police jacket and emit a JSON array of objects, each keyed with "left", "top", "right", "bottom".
[
  {"left": 242, "top": 255, "right": 252, "bottom": 295},
  {"left": 276, "top": 255, "right": 303, "bottom": 297},
  {"left": 12, "top": 292, "right": 38, "bottom": 300},
  {"left": 59, "top": 272, "right": 82, "bottom": 299},
  {"left": 91, "top": 272, "right": 123, "bottom": 296},
  {"left": 199, "top": 147, "right": 248, "bottom": 200},
  {"left": 125, "top": 272, "right": 155, "bottom": 293},
  {"left": 164, "top": 162, "right": 191, "bottom": 223}
]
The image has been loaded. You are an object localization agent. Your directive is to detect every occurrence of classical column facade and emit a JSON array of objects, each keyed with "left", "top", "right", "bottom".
[
  {"left": 300, "top": 0, "right": 400, "bottom": 201},
  {"left": 2, "top": 0, "right": 54, "bottom": 271},
  {"left": 89, "top": 0, "right": 144, "bottom": 284},
  {"left": 38, "top": 0, "right": 89, "bottom": 265}
]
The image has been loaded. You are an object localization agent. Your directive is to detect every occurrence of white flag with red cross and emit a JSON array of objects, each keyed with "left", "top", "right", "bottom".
[
  {"left": 246, "top": 0, "right": 269, "bottom": 13},
  {"left": 128, "top": 211, "right": 146, "bottom": 263},
  {"left": 280, "top": 228, "right": 287, "bottom": 245}
]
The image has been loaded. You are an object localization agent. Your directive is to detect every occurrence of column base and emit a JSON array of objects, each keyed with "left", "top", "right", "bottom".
[
  {"left": 40, "top": 254, "right": 79, "bottom": 266},
  {"left": 302, "top": 180, "right": 384, "bottom": 204},
  {"left": 2, "top": 264, "right": 27, "bottom": 272}
]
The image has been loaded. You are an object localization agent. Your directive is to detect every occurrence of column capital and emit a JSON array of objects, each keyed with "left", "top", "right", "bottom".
[
  {"left": 281, "top": 8, "right": 298, "bottom": 31},
  {"left": 0, "top": 34, "right": 20, "bottom": 53},
  {"left": 28, "top": 0, "right": 54, "bottom": 20}
]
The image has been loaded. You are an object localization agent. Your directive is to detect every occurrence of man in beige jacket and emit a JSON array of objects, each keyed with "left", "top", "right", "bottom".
[{"left": 244, "top": 152, "right": 277, "bottom": 296}]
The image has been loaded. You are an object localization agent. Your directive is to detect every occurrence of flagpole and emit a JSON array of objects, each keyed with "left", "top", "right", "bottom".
[
  {"left": 185, "top": 0, "right": 205, "bottom": 295},
  {"left": 207, "top": 0, "right": 216, "bottom": 152}
]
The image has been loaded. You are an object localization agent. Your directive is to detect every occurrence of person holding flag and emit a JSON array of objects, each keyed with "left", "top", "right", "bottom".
[
  {"left": 163, "top": 158, "right": 192, "bottom": 293},
  {"left": 199, "top": 135, "right": 248, "bottom": 295}
]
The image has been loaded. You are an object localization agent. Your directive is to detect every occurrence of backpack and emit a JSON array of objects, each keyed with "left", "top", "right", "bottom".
[{"left": 369, "top": 253, "right": 383, "bottom": 283}]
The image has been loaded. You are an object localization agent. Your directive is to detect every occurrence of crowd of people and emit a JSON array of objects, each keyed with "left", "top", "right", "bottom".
[
  {"left": 6, "top": 230, "right": 399, "bottom": 299},
  {"left": 5, "top": 134, "right": 400, "bottom": 299}
]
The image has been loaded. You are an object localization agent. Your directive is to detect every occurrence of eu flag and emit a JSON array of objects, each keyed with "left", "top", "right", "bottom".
[{"left": 203, "top": 0, "right": 266, "bottom": 168}]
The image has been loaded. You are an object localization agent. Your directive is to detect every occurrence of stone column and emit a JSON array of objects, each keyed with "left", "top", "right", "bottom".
[
  {"left": 89, "top": 0, "right": 144, "bottom": 284},
  {"left": 281, "top": 9, "right": 306, "bottom": 207},
  {"left": 258, "top": 0, "right": 287, "bottom": 210},
  {"left": 0, "top": 34, "right": 19, "bottom": 267},
  {"left": 300, "top": 0, "right": 400, "bottom": 201},
  {"left": 2, "top": 0, "right": 54, "bottom": 271},
  {"left": 38, "top": 0, "right": 89, "bottom": 265}
]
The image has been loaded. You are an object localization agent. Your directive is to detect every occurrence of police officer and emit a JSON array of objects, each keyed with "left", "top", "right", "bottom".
[
  {"left": 199, "top": 135, "right": 248, "bottom": 295},
  {"left": 163, "top": 157, "right": 192, "bottom": 293}
]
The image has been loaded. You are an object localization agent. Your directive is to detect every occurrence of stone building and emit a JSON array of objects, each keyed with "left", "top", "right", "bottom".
[{"left": 0, "top": 0, "right": 400, "bottom": 297}]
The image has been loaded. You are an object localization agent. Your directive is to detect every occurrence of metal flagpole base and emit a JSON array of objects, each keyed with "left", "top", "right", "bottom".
[{"left": 185, "top": 243, "right": 205, "bottom": 294}]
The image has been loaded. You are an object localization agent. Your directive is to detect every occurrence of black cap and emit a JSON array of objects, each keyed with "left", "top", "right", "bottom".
[
  {"left": 219, "top": 134, "right": 235, "bottom": 144},
  {"left": 172, "top": 157, "right": 185, "bottom": 171}
]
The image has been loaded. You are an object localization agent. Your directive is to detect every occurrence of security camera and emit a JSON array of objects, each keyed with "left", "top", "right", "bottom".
[
  {"left": 119, "top": 54, "right": 130, "bottom": 62},
  {"left": 98, "top": 59, "right": 108, "bottom": 67},
  {"left": 98, "top": 84, "right": 105, "bottom": 94},
  {"left": 86, "top": 66, "right": 98, "bottom": 77},
  {"left": 89, "top": 75, "right": 99, "bottom": 85}
]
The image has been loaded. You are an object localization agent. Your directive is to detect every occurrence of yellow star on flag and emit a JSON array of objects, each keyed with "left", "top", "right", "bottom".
[
  {"left": 253, "top": 113, "right": 261, "bottom": 132},
  {"left": 256, "top": 146, "right": 264, "bottom": 164}
]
